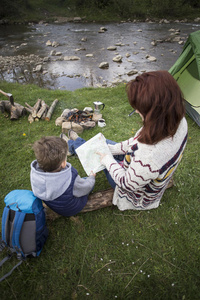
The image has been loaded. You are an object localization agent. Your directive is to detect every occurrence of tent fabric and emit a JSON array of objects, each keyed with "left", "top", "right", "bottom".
[{"left": 169, "top": 30, "right": 200, "bottom": 127}]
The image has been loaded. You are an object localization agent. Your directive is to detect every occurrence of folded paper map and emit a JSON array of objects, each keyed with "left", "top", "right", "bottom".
[{"left": 76, "top": 133, "right": 112, "bottom": 176}]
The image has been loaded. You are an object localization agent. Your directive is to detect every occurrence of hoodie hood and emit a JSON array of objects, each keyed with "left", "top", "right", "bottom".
[{"left": 30, "top": 160, "right": 72, "bottom": 201}]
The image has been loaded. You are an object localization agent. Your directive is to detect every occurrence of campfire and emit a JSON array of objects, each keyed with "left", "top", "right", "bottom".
[
  {"left": 67, "top": 110, "right": 93, "bottom": 123},
  {"left": 55, "top": 107, "right": 103, "bottom": 134}
]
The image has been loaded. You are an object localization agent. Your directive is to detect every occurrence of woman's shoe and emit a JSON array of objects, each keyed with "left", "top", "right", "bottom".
[
  {"left": 60, "top": 133, "right": 69, "bottom": 142},
  {"left": 68, "top": 129, "right": 79, "bottom": 141},
  {"left": 60, "top": 133, "right": 72, "bottom": 156}
]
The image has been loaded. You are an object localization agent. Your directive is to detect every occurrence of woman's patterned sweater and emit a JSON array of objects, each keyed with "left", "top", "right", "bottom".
[{"left": 101, "top": 117, "right": 188, "bottom": 210}]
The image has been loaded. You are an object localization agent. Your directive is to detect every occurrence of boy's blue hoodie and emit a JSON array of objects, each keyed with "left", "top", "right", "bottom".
[{"left": 30, "top": 160, "right": 95, "bottom": 216}]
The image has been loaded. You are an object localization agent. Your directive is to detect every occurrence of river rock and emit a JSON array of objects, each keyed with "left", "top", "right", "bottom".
[
  {"left": 80, "top": 121, "right": 96, "bottom": 129},
  {"left": 113, "top": 55, "right": 122, "bottom": 62},
  {"left": 98, "top": 27, "right": 108, "bottom": 33},
  {"left": 107, "top": 46, "right": 117, "bottom": 51},
  {"left": 172, "top": 36, "right": 181, "bottom": 42},
  {"left": 73, "top": 17, "right": 82, "bottom": 22},
  {"left": 64, "top": 56, "right": 80, "bottom": 61},
  {"left": 146, "top": 55, "right": 157, "bottom": 62},
  {"left": 75, "top": 47, "right": 86, "bottom": 51},
  {"left": 86, "top": 54, "right": 93, "bottom": 57},
  {"left": 92, "top": 113, "right": 102, "bottom": 122},
  {"left": 111, "top": 79, "right": 122, "bottom": 85},
  {"left": 55, "top": 116, "right": 66, "bottom": 126},
  {"left": 50, "top": 50, "right": 56, "bottom": 56},
  {"left": 46, "top": 40, "right": 52, "bottom": 46},
  {"left": 115, "top": 42, "right": 125, "bottom": 46},
  {"left": 100, "top": 27, "right": 107, "bottom": 31},
  {"left": 83, "top": 107, "right": 93, "bottom": 113},
  {"left": 160, "top": 19, "right": 170, "bottom": 24},
  {"left": 35, "top": 64, "right": 43, "bottom": 72},
  {"left": 151, "top": 40, "right": 157, "bottom": 46},
  {"left": 127, "top": 69, "right": 138, "bottom": 76},
  {"left": 43, "top": 57, "right": 50, "bottom": 62},
  {"left": 62, "top": 121, "right": 84, "bottom": 134},
  {"left": 52, "top": 41, "right": 59, "bottom": 47},
  {"left": 61, "top": 109, "right": 71, "bottom": 118},
  {"left": 99, "top": 62, "right": 109, "bottom": 69}
]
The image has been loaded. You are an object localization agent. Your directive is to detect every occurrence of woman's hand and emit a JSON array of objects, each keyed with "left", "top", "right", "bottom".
[{"left": 96, "top": 151, "right": 107, "bottom": 162}]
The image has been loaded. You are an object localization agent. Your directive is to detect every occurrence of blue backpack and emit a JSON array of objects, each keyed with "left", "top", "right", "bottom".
[{"left": 0, "top": 190, "right": 48, "bottom": 282}]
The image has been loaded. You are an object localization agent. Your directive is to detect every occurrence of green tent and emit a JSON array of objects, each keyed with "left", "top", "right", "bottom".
[{"left": 169, "top": 30, "right": 200, "bottom": 127}]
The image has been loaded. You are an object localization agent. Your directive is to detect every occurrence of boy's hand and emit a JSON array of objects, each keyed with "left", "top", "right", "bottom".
[{"left": 89, "top": 171, "right": 96, "bottom": 177}]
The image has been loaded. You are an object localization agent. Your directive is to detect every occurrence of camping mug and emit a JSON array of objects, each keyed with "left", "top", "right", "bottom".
[
  {"left": 93, "top": 101, "right": 105, "bottom": 113},
  {"left": 98, "top": 118, "right": 106, "bottom": 127}
]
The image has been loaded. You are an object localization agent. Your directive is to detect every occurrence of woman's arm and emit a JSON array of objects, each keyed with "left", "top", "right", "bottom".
[
  {"left": 108, "top": 137, "right": 136, "bottom": 155},
  {"left": 101, "top": 154, "right": 159, "bottom": 191}
]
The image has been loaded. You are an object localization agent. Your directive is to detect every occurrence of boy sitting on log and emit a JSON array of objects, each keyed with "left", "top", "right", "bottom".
[{"left": 30, "top": 135, "right": 96, "bottom": 217}]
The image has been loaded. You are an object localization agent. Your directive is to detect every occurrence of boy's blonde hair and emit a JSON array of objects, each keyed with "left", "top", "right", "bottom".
[{"left": 33, "top": 136, "right": 68, "bottom": 172}]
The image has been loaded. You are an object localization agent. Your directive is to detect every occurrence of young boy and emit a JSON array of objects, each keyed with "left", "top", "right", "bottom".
[{"left": 30, "top": 135, "right": 96, "bottom": 217}]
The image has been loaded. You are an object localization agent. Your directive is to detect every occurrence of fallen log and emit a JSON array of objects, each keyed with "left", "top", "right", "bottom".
[
  {"left": 81, "top": 188, "right": 113, "bottom": 212},
  {"left": 43, "top": 180, "right": 174, "bottom": 221},
  {"left": 0, "top": 100, "right": 27, "bottom": 120},
  {"left": 45, "top": 99, "right": 59, "bottom": 121},
  {"left": 43, "top": 188, "right": 114, "bottom": 221}
]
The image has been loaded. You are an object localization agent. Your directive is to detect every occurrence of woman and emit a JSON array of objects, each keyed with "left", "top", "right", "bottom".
[{"left": 97, "top": 70, "right": 188, "bottom": 210}]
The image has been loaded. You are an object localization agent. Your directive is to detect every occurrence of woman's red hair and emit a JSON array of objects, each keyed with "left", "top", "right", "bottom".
[{"left": 126, "top": 70, "right": 185, "bottom": 144}]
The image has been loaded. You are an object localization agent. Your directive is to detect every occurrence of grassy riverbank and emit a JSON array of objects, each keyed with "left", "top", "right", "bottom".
[
  {"left": 0, "top": 81, "right": 200, "bottom": 299},
  {"left": 1, "top": 0, "right": 200, "bottom": 23}
]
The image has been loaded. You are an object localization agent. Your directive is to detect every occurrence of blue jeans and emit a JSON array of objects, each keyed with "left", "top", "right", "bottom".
[{"left": 68, "top": 138, "right": 124, "bottom": 189}]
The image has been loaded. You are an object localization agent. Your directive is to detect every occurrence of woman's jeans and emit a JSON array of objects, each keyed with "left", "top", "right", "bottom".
[{"left": 68, "top": 138, "right": 124, "bottom": 189}]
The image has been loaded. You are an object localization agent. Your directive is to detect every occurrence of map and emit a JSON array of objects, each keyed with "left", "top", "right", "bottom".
[{"left": 76, "top": 133, "right": 112, "bottom": 175}]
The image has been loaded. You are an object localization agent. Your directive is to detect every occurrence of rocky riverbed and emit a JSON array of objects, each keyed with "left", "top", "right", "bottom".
[{"left": 0, "top": 19, "right": 200, "bottom": 90}]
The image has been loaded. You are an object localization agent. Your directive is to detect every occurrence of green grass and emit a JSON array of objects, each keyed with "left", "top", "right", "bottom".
[
  {"left": 2, "top": 0, "right": 200, "bottom": 23},
  {"left": 0, "top": 81, "right": 200, "bottom": 299}
]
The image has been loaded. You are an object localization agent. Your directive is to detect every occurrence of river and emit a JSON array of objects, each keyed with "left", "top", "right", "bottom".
[{"left": 0, "top": 21, "right": 199, "bottom": 91}]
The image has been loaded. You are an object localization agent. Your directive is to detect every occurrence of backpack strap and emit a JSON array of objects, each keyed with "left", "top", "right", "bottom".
[
  {"left": 0, "top": 258, "right": 24, "bottom": 283},
  {"left": 1, "top": 206, "right": 10, "bottom": 245},
  {"left": 11, "top": 211, "right": 26, "bottom": 257},
  {"left": 0, "top": 210, "right": 27, "bottom": 282}
]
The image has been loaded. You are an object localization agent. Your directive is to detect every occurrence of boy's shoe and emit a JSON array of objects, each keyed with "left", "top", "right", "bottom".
[{"left": 68, "top": 129, "right": 79, "bottom": 141}]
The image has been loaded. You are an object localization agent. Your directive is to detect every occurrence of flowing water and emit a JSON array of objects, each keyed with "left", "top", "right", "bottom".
[{"left": 0, "top": 21, "right": 199, "bottom": 91}]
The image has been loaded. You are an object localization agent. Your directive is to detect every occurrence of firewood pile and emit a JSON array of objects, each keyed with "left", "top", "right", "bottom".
[
  {"left": 25, "top": 98, "right": 58, "bottom": 123},
  {"left": 55, "top": 108, "right": 102, "bottom": 134},
  {"left": 0, "top": 89, "right": 58, "bottom": 122}
]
